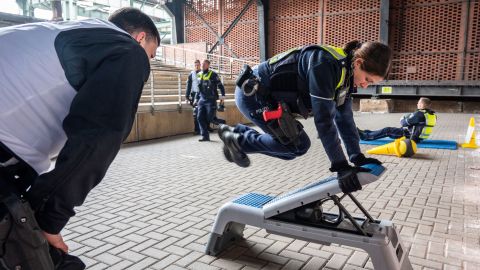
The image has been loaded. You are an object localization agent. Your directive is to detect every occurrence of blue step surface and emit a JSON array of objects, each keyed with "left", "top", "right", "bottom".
[
  {"left": 232, "top": 193, "right": 275, "bottom": 208},
  {"left": 360, "top": 139, "right": 458, "bottom": 150},
  {"left": 362, "top": 164, "right": 385, "bottom": 176}
]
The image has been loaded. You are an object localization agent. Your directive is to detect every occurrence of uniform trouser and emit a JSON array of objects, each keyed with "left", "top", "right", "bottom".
[
  {"left": 197, "top": 99, "right": 216, "bottom": 139},
  {"left": 362, "top": 127, "right": 410, "bottom": 140},
  {"left": 193, "top": 106, "right": 200, "bottom": 133},
  {"left": 233, "top": 87, "right": 311, "bottom": 160}
]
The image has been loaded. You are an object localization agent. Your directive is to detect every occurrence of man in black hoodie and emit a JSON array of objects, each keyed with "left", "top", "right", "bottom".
[
  {"left": 358, "top": 97, "right": 437, "bottom": 143},
  {"left": 0, "top": 7, "right": 159, "bottom": 269}
]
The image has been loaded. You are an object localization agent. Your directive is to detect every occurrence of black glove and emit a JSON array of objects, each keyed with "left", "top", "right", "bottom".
[
  {"left": 351, "top": 153, "right": 382, "bottom": 167},
  {"left": 330, "top": 161, "right": 365, "bottom": 193}
]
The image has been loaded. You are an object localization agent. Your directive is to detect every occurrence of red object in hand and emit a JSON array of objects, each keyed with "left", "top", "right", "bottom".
[{"left": 263, "top": 103, "right": 283, "bottom": 121}]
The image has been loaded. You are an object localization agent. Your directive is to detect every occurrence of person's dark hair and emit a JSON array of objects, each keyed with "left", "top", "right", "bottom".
[
  {"left": 109, "top": 7, "right": 160, "bottom": 45},
  {"left": 203, "top": 59, "right": 211, "bottom": 65},
  {"left": 344, "top": 40, "right": 393, "bottom": 78},
  {"left": 194, "top": 60, "right": 200, "bottom": 64}
]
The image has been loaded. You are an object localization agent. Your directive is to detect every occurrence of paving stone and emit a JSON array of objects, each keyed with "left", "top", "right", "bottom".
[
  {"left": 187, "top": 262, "right": 220, "bottom": 270},
  {"left": 150, "top": 254, "right": 181, "bottom": 270},
  {"left": 94, "top": 253, "right": 122, "bottom": 265},
  {"left": 280, "top": 260, "right": 304, "bottom": 270},
  {"left": 118, "top": 250, "right": 146, "bottom": 262},
  {"left": 63, "top": 114, "right": 479, "bottom": 269},
  {"left": 211, "top": 258, "right": 244, "bottom": 270},
  {"left": 302, "top": 257, "right": 327, "bottom": 270}
]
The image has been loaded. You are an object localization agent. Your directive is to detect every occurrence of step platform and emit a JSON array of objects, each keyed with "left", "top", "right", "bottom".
[
  {"left": 360, "top": 138, "right": 458, "bottom": 150},
  {"left": 205, "top": 164, "right": 412, "bottom": 270}
]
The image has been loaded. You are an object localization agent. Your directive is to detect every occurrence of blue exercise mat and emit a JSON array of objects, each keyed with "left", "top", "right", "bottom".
[{"left": 360, "top": 139, "right": 458, "bottom": 150}]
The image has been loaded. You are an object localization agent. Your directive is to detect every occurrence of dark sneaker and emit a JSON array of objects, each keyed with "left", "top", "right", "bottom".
[
  {"left": 199, "top": 137, "right": 210, "bottom": 142},
  {"left": 223, "top": 145, "right": 233, "bottom": 162},
  {"left": 357, "top": 128, "right": 366, "bottom": 140},
  {"left": 219, "top": 131, "right": 250, "bottom": 168},
  {"left": 218, "top": 124, "right": 235, "bottom": 136}
]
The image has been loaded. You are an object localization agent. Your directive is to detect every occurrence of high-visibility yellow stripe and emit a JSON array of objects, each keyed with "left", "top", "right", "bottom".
[
  {"left": 200, "top": 70, "right": 213, "bottom": 80},
  {"left": 320, "top": 45, "right": 347, "bottom": 90},
  {"left": 336, "top": 67, "right": 346, "bottom": 90},
  {"left": 419, "top": 111, "right": 437, "bottom": 139},
  {"left": 320, "top": 45, "right": 347, "bottom": 60},
  {"left": 268, "top": 45, "right": 348, "bottom": 90}
]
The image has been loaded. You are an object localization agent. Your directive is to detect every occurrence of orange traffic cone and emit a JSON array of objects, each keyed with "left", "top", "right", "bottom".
[
  {"left": 461, "top": 117, "right": 478, "bottom": 149},
  {"left": 367, "top": 138, "right": 417, "bottom": 157}
]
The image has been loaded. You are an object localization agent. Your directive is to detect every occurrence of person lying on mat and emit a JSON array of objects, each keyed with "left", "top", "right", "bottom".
[{"left": 358, "top": 97, "right": 437, "bottom": 143}]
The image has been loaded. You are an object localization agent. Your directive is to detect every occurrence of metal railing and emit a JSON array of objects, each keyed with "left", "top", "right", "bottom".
[
  {"left": 156, "top": 44, "right": 259, "bottom": 78},
  {"left": 143, "top": 67, "right": 237, "bottom": 113},
  {"left": 140, "top": 67, "right": 189, "bottom": 114}
]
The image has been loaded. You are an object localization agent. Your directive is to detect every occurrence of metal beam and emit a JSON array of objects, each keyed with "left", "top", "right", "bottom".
[
  {"left": 379, "top": 0, "right": 389, "bottom": 44},
  {"left": 183, "top": 0, "right": 237, "bottom": 57},
  {"left": 318, "top": 0, "right": 325, "bottom": 44},
  {"left": 51, "top": 0, "right": 63, "bottom": 21},
  {"left": 256, "top": 0, "right": 267, "bottom": 61},
  {"left": 164, "top": 1, "right": 184, "bottom": 44},
  {"left": 207, "top": 0, "right": 255, "bottom": 55},
  {"left": 459, "top": 0, "right": 471, "bottom": 80}
]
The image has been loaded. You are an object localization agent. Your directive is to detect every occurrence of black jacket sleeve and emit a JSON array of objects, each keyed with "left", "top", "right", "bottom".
[
  {"left": 334, "top": 97, "right": 362, "bottom": 161},
  {"left": 214, "top": 73, "right": 226, "bottom": 96},
  {"left": 186, "top": 72, "right": 192, "bottom": 99},
  {"left": 406, "top": 111, "right": 426, "bottom": 141},
  {"left": 308, "top": 60, "right": 348, "bottom": 164},
  {"left": 29, "top": 45, "right": 150, "bottom": 234}
]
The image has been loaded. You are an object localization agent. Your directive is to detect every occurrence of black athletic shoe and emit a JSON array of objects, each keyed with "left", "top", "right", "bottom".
[
  {"left": 357, "top": 128, "right": 366, "bottom": 140},
  {"left": 223, "top": 145, "right": 233, "bottom": 162},
  {"left": 218, "top": 124, "right": 235, "bottom": 136},
  {"left": 199, "top": 137, "right": 210, "bottom": 142},
  {"left": 219, "top": 130, "right": 250, "bottom": 168}
]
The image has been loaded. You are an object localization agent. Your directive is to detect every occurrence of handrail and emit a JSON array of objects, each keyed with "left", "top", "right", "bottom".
[
  {"left": 143, "top": 68, "right": 237, "bottom": 113},
  {"left": 157, "top": 44, "right": 259, "bottom": 78}
]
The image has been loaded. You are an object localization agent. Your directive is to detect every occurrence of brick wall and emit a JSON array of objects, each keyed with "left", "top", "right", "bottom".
[
  {"left": 389, "top": 0, "right": 479, "bottom": 80},
  {"left": 183, "top": 0, "right": 479, "bottom": 81}
]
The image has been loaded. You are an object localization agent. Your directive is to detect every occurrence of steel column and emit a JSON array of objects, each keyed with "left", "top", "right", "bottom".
[
  {"left": 207, "top": 0, "right": 255, "bottom": 55},
  {"left": 459, "top": 0, "right": 471, "bottom": 80},
  {"left": 183, "top": 0, "right": 237, "bottom": 57},
  {"left": 379, "top": 0, "right": 389, "bottom": 44},
  {"left": 257, "top": 0, "right": 267, "bottom": 61},
  {"left": 51, "top": 0, "right": 63, "bottom": 21},
  {"left": 165, "top": 1, "right": 185, "bottom": 44}
]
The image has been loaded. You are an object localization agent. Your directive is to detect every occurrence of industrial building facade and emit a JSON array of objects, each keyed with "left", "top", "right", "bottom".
[{"left": 167, "top": 0, "right": 479, "bottom": 81}]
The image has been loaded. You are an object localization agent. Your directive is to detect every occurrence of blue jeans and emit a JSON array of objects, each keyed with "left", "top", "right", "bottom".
[
  {"left": 234, "top": 87, "right": 311, "bottom": 160},
  {"left": 197, "top": 99, "right": 216, "bottom": 139},
  {"left": 362, "top": 127, "right": 409, "bottom": 140}
]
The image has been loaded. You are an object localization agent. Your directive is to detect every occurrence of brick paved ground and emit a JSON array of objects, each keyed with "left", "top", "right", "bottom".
[{"left": 63, "top": 113, "right": 480, "bottom": 270}]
